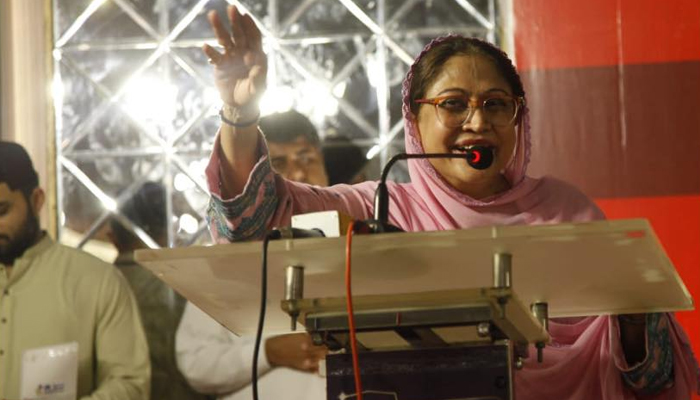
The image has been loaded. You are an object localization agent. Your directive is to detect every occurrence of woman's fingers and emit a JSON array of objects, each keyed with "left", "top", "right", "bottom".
[
  {"left": 228, "top": 6, "right": 249, "bottom": 50},
  {"left": 202, "top": 44, "right": 223, "bottom": 64},
  {"left": 242, "top": 13, "right": 262, "bottom": 52},
  {"left": 208, "top": 10, "right": 235, "bottom": 50},
  {"left": 203, "top": 5, "right": 267, "bottom": 104}
]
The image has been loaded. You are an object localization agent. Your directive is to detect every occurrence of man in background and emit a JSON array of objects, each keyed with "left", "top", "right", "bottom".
[
  {"left": 0, "top": 141, "right": 149, "bottom": 400},
  {"left": 109, "top": 181, "right": 207, "bottom": 400},
  {"left": 176, "top": 110, "right": 340, "bottom": 400},
  {"left": 262, "top": 112, "right": 368, "bottom": 186},
  {"left": 261, "top": 109, "right": 329, "bottom": 186}
]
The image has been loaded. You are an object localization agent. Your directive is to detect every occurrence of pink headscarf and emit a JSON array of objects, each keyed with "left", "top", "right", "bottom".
[{"left": 387, "top": 34, "right": 599, "bottom": 231}]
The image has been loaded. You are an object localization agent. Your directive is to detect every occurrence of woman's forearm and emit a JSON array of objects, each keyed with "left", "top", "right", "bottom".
[{"left": 218, "top": 107, "right": 261, "bottom": 198}]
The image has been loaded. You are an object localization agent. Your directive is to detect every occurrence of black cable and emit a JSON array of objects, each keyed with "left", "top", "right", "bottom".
[
  {"left": 253, "top": 231, "right": 279, "bottom": 400},
  {"left": 372, "top": 149, "right": 493, "bottom": 231},
  {"left": 253, "top": 228, "right": 325, "bottom": 400}
]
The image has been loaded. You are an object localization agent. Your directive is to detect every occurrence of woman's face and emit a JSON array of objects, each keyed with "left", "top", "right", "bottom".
[{"left": 416, "top": 54, "right": 517, "bottom": 198}]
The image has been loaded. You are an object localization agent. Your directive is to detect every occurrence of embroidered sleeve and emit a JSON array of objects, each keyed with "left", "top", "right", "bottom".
[
  {"left": 621, "top": 313, "right": 675, "bottom": 395},
  {"left": 203, "top": 132, "right": 378, "bottom": 243},
  {"left": 207, "top": 156, "right": 278, "bottom": 242}
]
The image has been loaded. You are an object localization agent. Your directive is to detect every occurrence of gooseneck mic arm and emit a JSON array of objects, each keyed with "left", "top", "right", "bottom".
[{"left": 371, "top": 146, "right": 493, "bottom": 233}]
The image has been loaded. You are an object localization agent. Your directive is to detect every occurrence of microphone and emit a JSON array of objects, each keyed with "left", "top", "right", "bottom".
[
  {"left": 368, "top": 146, "right": 494, "bottom": 233},
  {"left": 464, "top": 145, "right": 494, "bottom": 170}
]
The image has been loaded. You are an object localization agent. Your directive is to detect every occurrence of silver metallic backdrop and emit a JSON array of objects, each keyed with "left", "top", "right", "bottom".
[{"left": 52, "top": 0, "right": 500, "bottom": 250}]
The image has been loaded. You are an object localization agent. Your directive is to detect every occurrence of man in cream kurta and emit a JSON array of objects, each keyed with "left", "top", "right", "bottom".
[{"left": 0, "top": 141, "right": 150, "bottom": 400}]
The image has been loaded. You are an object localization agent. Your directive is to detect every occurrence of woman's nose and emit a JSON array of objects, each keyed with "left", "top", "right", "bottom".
[{"left": 462, "top": 107, "right": 488, "bottom": 131}]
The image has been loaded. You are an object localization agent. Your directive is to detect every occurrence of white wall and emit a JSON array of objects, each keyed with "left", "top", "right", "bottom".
[{"left": 0, "top": 0, "right": 56, "bottom": 236}]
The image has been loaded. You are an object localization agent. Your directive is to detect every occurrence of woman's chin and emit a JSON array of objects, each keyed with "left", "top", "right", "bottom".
[{"left": 443, "top": 167, "right": 508, "bottom": 198}]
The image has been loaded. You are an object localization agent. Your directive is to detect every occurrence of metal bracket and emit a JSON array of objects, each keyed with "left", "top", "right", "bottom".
[{"left": 284, "top": 265, "right": 304, "bottom": 331}]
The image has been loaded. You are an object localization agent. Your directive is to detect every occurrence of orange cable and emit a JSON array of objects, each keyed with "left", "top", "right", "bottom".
[{"left": 345, "top": 221, "right": 363, "bottom": 400}]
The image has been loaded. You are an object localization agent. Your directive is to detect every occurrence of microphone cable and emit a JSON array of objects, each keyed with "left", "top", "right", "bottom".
[
  {"left": 253, "top": 227, "right": 324, "bottom": 400},
  {"left": 345, "top": 220, "right": 364, "bottom": 400},
  {"left": 252, "top": 231, "right": 278, "bottom": 400},
  {"left": 372, "top": 146, "right": 494, "bottom": 232}
]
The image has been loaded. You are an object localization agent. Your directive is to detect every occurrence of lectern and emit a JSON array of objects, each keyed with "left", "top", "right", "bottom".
[{"left": 136, "top": 219, "right": 693, "bottom": 400}]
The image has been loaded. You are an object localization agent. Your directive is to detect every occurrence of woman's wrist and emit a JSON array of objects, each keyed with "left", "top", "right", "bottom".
[{"left": 220, "top": 103, "right": 260, "bottom": 128}]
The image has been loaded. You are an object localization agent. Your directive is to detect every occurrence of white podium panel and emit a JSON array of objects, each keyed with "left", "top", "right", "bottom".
[{"left": 136, "top": 219, "right": 693, "bottom": 335}]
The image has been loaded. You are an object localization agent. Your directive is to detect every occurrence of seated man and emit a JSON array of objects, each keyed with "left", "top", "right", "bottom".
[
  {"left": 176, "top": 110, "right": 334, "bottom": 400},
  {"left": 0, "top": 141, "right": 150, "bottom": 400}
]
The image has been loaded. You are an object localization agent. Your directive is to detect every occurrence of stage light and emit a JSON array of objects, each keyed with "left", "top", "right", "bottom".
[
  {"left": 122, "top": 75, "right": 178, "bottom": 127},
  {"left": 174, "top": 173, "right": 195, "bottom": 192},
  {"left": 178, "top": 213, "right": 199, "bottom": 234},
  {"left": 260, "top": 86, "right": 295, "bottom": 116}
]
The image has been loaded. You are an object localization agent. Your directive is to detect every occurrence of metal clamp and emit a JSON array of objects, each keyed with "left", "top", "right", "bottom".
[
  {"left": 493, "top": 253, "right": 512, "bottom": 289},
  {"left": 530, "top": 302, "right": 549, "bottom": 363},
  {"left": 284, "top": 265, "right": 305, "bottom": 330},
  {"left": 493, "top": 252, "right": 512, "bottom": 318}
]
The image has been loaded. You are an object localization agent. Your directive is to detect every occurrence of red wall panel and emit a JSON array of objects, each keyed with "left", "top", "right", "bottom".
[
  {"left": 523, "top": 61, "right": 700, "bottom": 199},
  {"left": 515, "top": 0, "right": 700, "bottom": 71},
  {"left": 514, "top": 1, "right": 700, "bottom": 397},
  {"left": 618, "top": 0, "right": 700, "bottom": 65}
]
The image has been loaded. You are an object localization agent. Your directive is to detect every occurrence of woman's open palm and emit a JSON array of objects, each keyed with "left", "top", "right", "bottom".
[{"left": 204, "top": 6, "right": 267, "bottom": 108}]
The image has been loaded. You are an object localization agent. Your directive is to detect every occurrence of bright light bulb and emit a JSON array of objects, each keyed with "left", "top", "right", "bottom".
[
  {"left": 298, "top": 81, "right": 338, "bottom": 119},
  {"left": 260, "top": 86, "right": 295, "bottom": 116},
  {"left": 174, "top": 173, "right": 194, "bottom": 192},
  {"left": 332, "top": 82, "right": 347, "bottom": 98},
  {"left": 178, "top": 213, "right": 199, "bottom": 234},
  {"left": 122, "top": 76, "right": 178, "bottom": 125}
]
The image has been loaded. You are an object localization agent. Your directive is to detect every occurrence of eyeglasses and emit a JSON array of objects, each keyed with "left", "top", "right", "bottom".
[{"left": 415, "top": 94, "right": 524, "bottom": 128}]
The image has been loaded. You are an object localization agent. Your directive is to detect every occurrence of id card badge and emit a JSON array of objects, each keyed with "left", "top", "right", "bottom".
[{"left": 20, "top": 342, "right": 78, "bottom": 400}]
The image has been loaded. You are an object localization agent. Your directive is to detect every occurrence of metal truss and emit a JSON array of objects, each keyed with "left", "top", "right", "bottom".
[{"left": 52, "top": 0, "right": 499, "bottom": 250}]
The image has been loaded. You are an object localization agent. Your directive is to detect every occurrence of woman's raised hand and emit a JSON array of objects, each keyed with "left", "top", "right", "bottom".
[
  {"left": 204, "top": 6, "right": 267, "bottom": 198},
  {"left": 204, "top": 5, "right": 267, "bottom": 109}
]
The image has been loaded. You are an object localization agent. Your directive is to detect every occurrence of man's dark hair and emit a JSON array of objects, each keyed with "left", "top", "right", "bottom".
[
  {"left": 259, "top": 110, "right": 320, "bottom": 146},
  {"left": 110, "top": 181, "right": 167, "bottom": 248},
  {"left": 322, "top": 136, "right": 368, "bottom": 185},
  {"left": 0, "top": 141, "right": 39, "bottom": 199}
]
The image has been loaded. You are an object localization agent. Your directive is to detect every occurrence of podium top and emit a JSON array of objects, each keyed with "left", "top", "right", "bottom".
[{"left": 136, "top": 218, "right": 693, "bottom": 336}]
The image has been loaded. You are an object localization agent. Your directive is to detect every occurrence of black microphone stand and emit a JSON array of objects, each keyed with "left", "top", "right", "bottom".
[{"left": 366, "top": 147, "right": 493, "bottom": 233}]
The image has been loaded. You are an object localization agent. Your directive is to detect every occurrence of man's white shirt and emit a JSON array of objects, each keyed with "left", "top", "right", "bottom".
[{"left": 175, "top": 302, "right": 326, "bottom": 400}]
